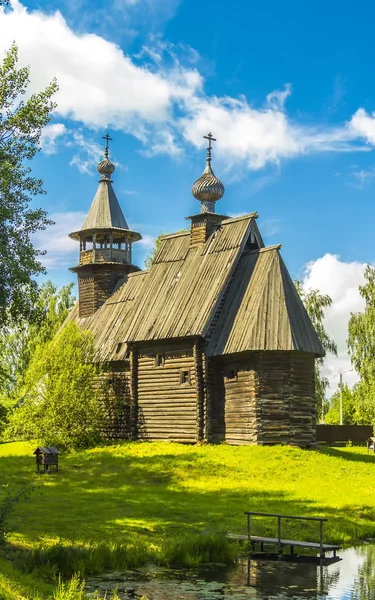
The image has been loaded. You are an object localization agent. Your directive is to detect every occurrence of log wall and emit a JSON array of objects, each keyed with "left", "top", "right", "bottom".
[
  {"left": 92, "top": 349, "right": 315, "bottom": 447},
  {"left": 211, "top": 351, "right": 316, "bottom": 447},
  {"left": 137, "top": 341, "right": 198, "bottom": 442},
  {"left": 78, "top": 267, "right": 127, "bottom": 317},
  {"left": 222, "top": 358, "right": 259, "bottom": 445}
]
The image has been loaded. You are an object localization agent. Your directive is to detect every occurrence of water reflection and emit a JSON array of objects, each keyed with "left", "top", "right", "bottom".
[{"left": 86, "top": 544, "right": 375, "bottom": 600}]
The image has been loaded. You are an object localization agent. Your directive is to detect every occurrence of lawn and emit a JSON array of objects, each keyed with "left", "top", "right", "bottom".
[{"left": 1, "top": 441, "right": 375, "bottom": 597}]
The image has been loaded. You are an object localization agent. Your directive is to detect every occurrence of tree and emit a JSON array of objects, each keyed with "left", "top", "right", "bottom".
[
  {"left": 295, "top": 282, "right": 338, "bottom": 421},
  {"left": 4, "top": 323, "right": 103, "bottom": 449},
  {"left": 0, "top": 281, "right": 76, "bottom": 397},
  {"left": 348, "top": 265, "right": 375, "bottom": 425},
  {"left": 0, "top": 44, "right": 58, "bottom": 327},
  {"left": 324, "top": 384, "right": 356, "bottom": 425}
]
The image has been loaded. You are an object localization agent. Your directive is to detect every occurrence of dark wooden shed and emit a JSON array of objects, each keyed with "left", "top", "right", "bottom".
[{"left": 34, "top": 447, "right": 60, "bottom": 473}]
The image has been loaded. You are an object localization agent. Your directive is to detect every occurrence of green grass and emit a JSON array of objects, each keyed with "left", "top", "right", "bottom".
[{"left": 1, "top": 441, "right": 375, "bottom": 597}]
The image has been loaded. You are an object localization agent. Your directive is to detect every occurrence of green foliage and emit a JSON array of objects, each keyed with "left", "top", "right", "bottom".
[
  {"left": 0, "top": 402, "right": 8, "bottom": 437},
  {"left": 0, "top": 281, "right": 76, "bottom": 397},
  {"left": 295, "top": 281, "right": 338, "bottom": 420},
  {"left": 348, "top": 265, "right": 375, "bottom": 426},
  {"left": 348, "top": 265, "right": 375, "bottom": 380},
  {"left": 4, "top": 323, "right": 102, "bottom": 449},
  {"left": 325, "top": 384, "right": 356, "bottom": 425},
  {"left": 52, "top": 574, "right": 120, "bottom": 600},
  {"left": 0, "top": 44, "right": 58, "bottom": 327}
]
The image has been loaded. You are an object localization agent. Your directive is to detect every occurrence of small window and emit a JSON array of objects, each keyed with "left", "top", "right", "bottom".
[
  {"left": 225, "top": 369, "right": 238, "bottom": 381},
  {"left": 180, "top": 370, "right": 190, "bottom": 385},
  {"left": 116, "top": 342, "right": 123, "bottom": 354},
  {"left": 155, "top": 354, "right": 165, "bottom": 367}
]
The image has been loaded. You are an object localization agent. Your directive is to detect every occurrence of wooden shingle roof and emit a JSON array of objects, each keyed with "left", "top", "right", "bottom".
[
  {"left": 206, "top": 246, "right": 323, "bottom": 357},
  {"left": 82, "top": 180, "right": 129, "bottom": 231},
  {"left": 70, "top": 214, "right": 255, "bottom": 360},
  {"left": 69, "top": 212, "right": 323, "bottom": 360}
]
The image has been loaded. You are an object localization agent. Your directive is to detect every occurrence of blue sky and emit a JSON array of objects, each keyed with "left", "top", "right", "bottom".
[{"left": 1, "top": 0, "right": 375, "bottom": 390}]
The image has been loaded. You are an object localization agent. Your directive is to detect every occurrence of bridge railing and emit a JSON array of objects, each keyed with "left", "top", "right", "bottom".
[{"left": 244, "top": 511, "right": 327, "bottom": 555}]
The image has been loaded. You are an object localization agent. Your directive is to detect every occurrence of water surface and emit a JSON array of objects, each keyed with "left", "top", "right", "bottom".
[{"left": 86, "top": 545, "right": 375, "bottom": 599}]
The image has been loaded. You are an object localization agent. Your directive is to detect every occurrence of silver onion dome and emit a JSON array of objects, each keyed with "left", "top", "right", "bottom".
[
  {"left": 192, "top": 132, "right": 224, "bottom": 213},
  {"left": 97, "top": 157, "right": 115, "bottom": 180}
]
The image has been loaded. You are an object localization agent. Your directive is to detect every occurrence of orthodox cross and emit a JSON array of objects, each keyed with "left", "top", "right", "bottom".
[
  {"left": 204, "top": 132, "right": 216, "bottom": 163},
  {"left": 102, "top": 132, "right": 113, "bottom": 158}
]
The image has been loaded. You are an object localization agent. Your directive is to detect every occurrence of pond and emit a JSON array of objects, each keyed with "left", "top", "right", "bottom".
[{"left": 86, "top": 545, "right": 375, "bottom": 599}]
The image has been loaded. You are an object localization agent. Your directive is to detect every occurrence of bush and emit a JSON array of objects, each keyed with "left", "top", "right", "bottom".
[{"left": 4, "top": 323, "right": 104, "bottom": 449}]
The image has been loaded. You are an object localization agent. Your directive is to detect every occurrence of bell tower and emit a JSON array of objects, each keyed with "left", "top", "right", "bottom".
[{"left": 69, "top": 133, "right": 141, "bottom": 318}]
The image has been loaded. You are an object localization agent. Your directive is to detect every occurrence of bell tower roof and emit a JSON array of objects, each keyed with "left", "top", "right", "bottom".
[{"left": 70, "top": 133, "right": 141, "bottom": 242}]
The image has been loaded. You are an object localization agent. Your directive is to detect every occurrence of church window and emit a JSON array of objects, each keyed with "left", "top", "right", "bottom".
[
  {"left": 155, "top": 354, "right": 165, "bottom": 367},
  {"left": 180, "top": 370, "right": 190, "bottom": 385}
]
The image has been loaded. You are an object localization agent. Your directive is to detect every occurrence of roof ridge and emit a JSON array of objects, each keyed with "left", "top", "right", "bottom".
[
  {"left": 246, "top": 244, "right": 282, "bottom": 255},
  {"left": 159, "top": 231, "right": 191, "bottom": 240},
  {"left": 129, "top": 270, "right": 149, "bottom": 277},
  {"left": 224, "top": 212, "right": 258, "bottom": 224}
]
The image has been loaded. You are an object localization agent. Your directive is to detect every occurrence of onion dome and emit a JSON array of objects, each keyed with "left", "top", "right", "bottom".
[
  {"left": 192, "top": 132, "right": 225, "bottom": 213},
  {"left": 97, "top": 157, "right": 115, "bottom": 180}
]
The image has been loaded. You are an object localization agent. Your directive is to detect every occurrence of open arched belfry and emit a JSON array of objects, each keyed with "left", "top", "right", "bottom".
[{"left": 68, "top": 133, "right": 323, "bottom": 446}]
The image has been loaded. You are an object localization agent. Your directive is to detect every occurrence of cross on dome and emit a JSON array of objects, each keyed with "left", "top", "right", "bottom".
[
  {"left": 203, "top": 132, "right": 216, "bottom": 164},
  {"left": 102, "top": 132, "right": 113, "bottom": 158}
]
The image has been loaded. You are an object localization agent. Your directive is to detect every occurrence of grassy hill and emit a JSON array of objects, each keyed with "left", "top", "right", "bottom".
[{"left": 1, "top": 440, "right": 375, "bottom": 597}]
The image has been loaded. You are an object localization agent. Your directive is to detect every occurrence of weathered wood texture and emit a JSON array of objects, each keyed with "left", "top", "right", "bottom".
[
  {"left": 90, "top": 351, "right": 315, "bottom": 447},
  {"left": 211, "top": 351, "right": 316, "bottom": 447},
  {"left": 137, "top": 341, "right": 198, "bottom": 442},
  {"left": 78, "top": 267, "right": 128, "bottom": 317},
  {"left": 207, "top": 248, "right": 322, "bottom": 357}
]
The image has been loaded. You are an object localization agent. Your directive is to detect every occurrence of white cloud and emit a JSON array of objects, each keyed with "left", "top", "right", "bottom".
[
  {"left": 351, "top": 167, "right": 375, "bottom": 188},
  {"left": 140, "top": 128, "right": 182, "bottom": 157},
  {"left": 180, "top": 93, "right": 301, "bottom": 170},
  {"left": 349, "top": 108, "right": 375, "bottom": 144},
  {"left": 1, "top": 1, "right": 375, "bottom": 172},
  {"left": 40, "top": 123, "right": 66, "bottom": 154},
  {"left": 32, "top": 211, "right": 86, "bottom": 269},
  {"left": 0, "top": 1, "right": 201, "bottom": 130},
  {"left": 300, "top": 254, "right": 367, "bottom": 394},
  {"left": 68, "top": 132, "right": 104, "bottom": 174}
]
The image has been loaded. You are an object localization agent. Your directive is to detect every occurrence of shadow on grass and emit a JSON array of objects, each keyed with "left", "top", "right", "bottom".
[
  {"left": 319, "top": 446, "right": 375, "bottom": 464},
  {"left": 1, "top": 443, "right": 375, "bottom": 579}
]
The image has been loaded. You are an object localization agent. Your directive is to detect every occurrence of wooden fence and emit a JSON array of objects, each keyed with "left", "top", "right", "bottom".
[{"left": 316, "top": 424, "right": 373, "bottom": 444}]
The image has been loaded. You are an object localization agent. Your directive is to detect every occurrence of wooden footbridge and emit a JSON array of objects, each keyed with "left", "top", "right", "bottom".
[{"left": 228, "top": 511, "right": 341, "bottom": 561}]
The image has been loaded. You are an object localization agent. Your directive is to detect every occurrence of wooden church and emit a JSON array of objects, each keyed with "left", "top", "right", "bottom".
[{"left": 68, "top": 133, "right": 323, "bottom": 446}]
